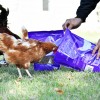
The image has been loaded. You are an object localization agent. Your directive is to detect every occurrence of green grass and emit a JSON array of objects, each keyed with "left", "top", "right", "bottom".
[{"left": 0, "top": 65, "right": 100, "bottom": 100}]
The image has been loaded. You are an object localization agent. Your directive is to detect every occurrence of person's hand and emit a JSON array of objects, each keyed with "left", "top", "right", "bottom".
[
  {"left": 92, "top": 39, "right": 100, "bottom": 59},
  {"left": 62, "top": 18, "right": 83, "bottom": 30}
]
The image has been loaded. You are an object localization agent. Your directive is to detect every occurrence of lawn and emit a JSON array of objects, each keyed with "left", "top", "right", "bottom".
[{"left": 0, "top": 64, "right": 100, "bottom": 100}]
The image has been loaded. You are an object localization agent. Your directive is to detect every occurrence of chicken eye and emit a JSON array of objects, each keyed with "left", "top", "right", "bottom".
[{"left": 0, "top": 37, "right": 3, "bottom": 40}]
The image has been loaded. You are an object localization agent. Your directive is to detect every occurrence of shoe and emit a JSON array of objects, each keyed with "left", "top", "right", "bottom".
[{"left": 0, "top": 60, "right": 8, "bottom": 66}]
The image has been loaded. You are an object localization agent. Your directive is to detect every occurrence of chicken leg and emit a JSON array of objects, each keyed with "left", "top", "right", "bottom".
[
  {"left": 17, "top": 67, "right": 22, "bottom": 78},
  {"left": 25, "top": 69, "right": 32, "bottom": 78}
]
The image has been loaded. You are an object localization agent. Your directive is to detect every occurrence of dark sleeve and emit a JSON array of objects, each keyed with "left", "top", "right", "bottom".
[{"left": 76, "top": 0, "right": 100, "bottom": 22}]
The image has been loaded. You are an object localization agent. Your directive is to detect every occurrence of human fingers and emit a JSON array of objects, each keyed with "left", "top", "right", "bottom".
[
  {"left": 92, "top": 45, "right": 99, "bottom": 56},
  {"left": 67, "top": 24, "right": 73, "bottom": 30},
  {"left": 62, "top": 19, "right": 70, "bottom": 30},
  {"left": 96, "top": 47, "right": 100, "bottom": 59},
  {"left": 62, "top": 23, "right": 66, "bottom": 31},
  {"left": 92, "top": 39, "right": 100, "bottom": 55},
  {"left": 62, "top": 23, "right": 69, "bottom": 31}
]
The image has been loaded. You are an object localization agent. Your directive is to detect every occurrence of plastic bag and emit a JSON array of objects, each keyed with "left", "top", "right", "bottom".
[
  {"left": 28, "top": 30, "right": 64, "bottom": 71},
  {"left": 28, "top": 30, "right": 64, "bottom": 46},
  {"left": 54, "top": 29, "right": 100, "bottom": 72},
  {"left": 34, "top": 56, "right": 60, "bottom": 71}
]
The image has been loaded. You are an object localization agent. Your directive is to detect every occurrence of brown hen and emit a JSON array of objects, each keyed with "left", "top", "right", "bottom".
[{"left": 0, "top": 29, "right": 57, "bottom": 78}]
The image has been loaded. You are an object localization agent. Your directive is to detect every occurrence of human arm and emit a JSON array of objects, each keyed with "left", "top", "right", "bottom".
[
  {"left": 62, "top": 0, "right": 100, "bottom": 30},
  {"left": 76, "top": 0, "right": 100, "bottom": 22}
]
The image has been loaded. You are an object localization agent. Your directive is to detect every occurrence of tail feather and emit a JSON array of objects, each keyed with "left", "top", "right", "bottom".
[{"left": 22, "top": 27, "right": 28, "bottom": 39}]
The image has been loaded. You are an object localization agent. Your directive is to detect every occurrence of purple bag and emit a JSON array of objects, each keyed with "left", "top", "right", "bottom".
[
  {"left": 54, "top": 29, "right": 100, "bottom": 72},
  {"left": 28, "top": 30, "right": 64, "bottom": 47},
  {"left": 28, "top": 30, "right": 64, "bottom": 71},
  {"left": 34, "top": 56, "right": 60, "bottom": 71}
]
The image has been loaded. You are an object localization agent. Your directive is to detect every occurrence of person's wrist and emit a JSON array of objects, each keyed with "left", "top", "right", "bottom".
[{"left": 75, "top": 16, "right": 84, "bottom": 23}]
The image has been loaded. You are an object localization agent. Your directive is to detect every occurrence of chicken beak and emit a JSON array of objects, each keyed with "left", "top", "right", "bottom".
[{"left": 53, "top": 46, "right": 58, "bottom": 53}]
